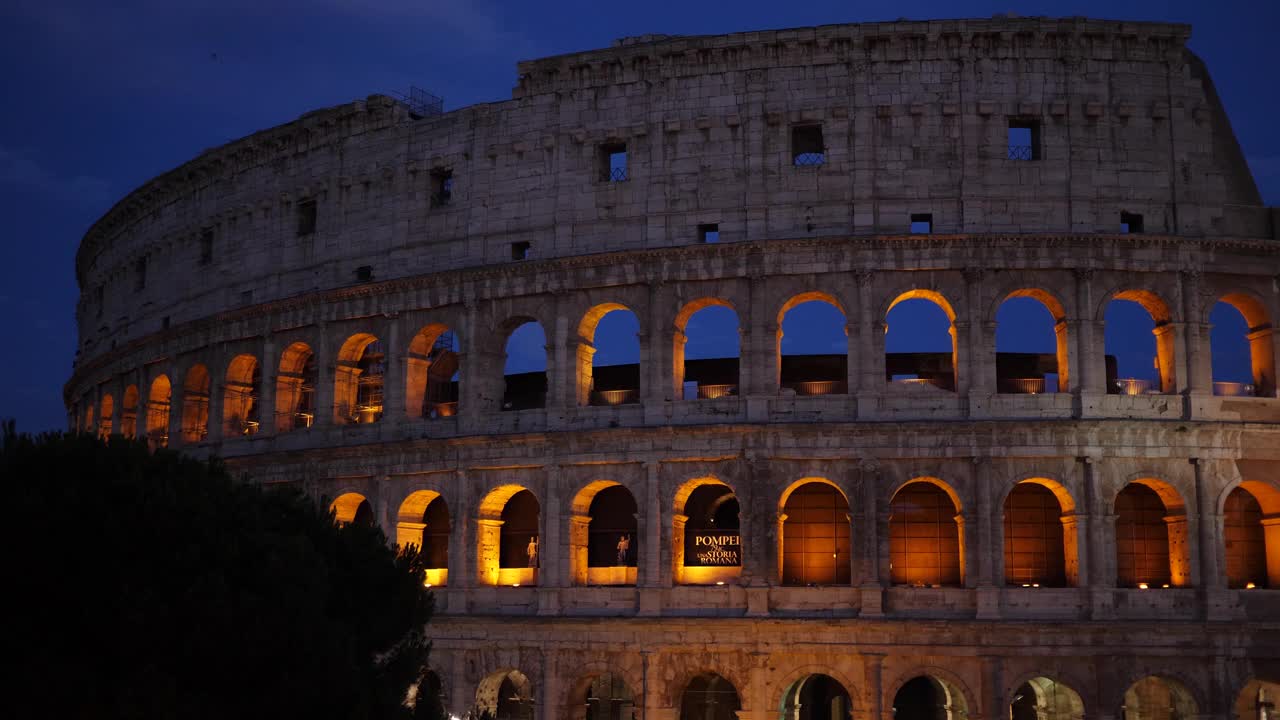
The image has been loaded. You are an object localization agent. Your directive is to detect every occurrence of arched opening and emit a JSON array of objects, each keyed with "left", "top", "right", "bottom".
[
  {"left": 576, "top": 672, "right": 637, "bottom": 720},
  {"left": 502, "top": 320, "right": 548, "bottom": 411},
  {"left": 889, "top": 480, "right": 963, "bottom": 587},
  {"left": 477, "top": 486, "right": 541, "bottom": 586},
  {"left": 780, "top": 480, "right": 852, "bottom": 586},
  {"left": 330, "top": 492, "right": 373, "bottom": 527},
  {"left": 1225, "top": 481, "right": 1280, "bottom": 589},
  {"left": 1232, "top": 679, "right": 1280, "bottom": 720},
  {"left": 407, "top": 324, "right": 460, "bottom": 419},
  {"left": 779, "top": 673, "right": 851, "bottom": 720},
  {"left": 98, "top": 394, "right": 114, "bottom": 438},
  {"left": 1120, "top": 676, "right": 1197, "bottom": 720},
  {"left": 1003, "top": 480, "right": 1076, "bottom": 587},
  {"left": 146, "top": 375, "right": 171, "bottom": 449},
  {"left": 397, "top": 490, "right": 450, "bottom": 586},
  {"left": 1104, "top": 291, "right": 1175, "bottom": 395},
  {"left": 275, "top": 342, "right": 317, "bottom": 431},
  {"left": 779, "top": 294, "right": 847, "bottom": 395},
  {"left": 121, "top": 384, "right": 138, "bottom": 439},
  {"left": 580, "top": 305, "right": 641, "bottom": 406},
  {"left": 679, "top": 673, "right": 740, "bottom": 720},
  {"left": 1010, "top": 678, "right": 1083, "bottom": 720},
  {"left": 477, "top": 669, "right": 535, "bottom": 720},
  {"left": 1212, "top": 295, "right": 1276, "bottom": 397},
  {"left": 892, "top": 675, "right": 968, "bottom": 720},
  {"left": 675, "top": 479, "right": 741, "bottom": 585},
  {"left": 181, "top": 364, "right": 211, "bottom": 443},
  {"left": 1115, "top": 480, "right": 1189, "bottom": 588},
  {"left": 675, "top": 300, "right": 740, "bottom": 400},
  {"left": 83, "top": 402, "right": 95, "bottom": 434},
  {"left": 222, "top": 354, "right": 261, "bottom": 437},
  {"left": 570, "top": 482, "right": 639, "bottom": 586},
  {"left": 886, "top": 291, "right": 957, "bottom": 392},
  {"left": 995, "top": 292, "right": 1068, "bottom": 394},
  {"left": 335, "top": 334, "right": 385, "bottom": 424}
]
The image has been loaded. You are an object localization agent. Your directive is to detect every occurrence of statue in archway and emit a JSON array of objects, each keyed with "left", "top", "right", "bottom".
[
  {"left": 616, "top": 534, "right": 631, "bottom": 565},
  {"left": 526, "top": 536, "right": 539, "bottom": 568}
]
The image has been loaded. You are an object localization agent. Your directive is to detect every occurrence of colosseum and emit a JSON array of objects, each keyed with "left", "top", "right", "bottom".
[{"left": 67, "top": 15, "right": 1279, "bottom": 720}]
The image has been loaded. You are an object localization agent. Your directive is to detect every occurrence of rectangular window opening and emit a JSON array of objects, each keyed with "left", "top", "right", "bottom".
[
  {"left": 1120, "top": 212, "right": 1144, "bottom": 234},
  {"left": 910, "top": 213, "right": 933, "bottom": 234},
  {"left": 511, "top": 241, "right": 531, "bottom": 260},
  {"left": 355, "top": 265, "right": 374, "bottom": 282},
  {"left": 430, "top": 169, "right": 453, "bottom": 207},
  {"left": 199, "top": 228, "right": 214, "bottom": 265},
  {"left": 698, "top": 223, "right": 720, "bottom": 243},
  {"left": 1008, "top": 119, "right": 1041, "bottom": 161},
  {"left": 600, "top": 143, "right": 628, "bottom": 182},
  {"left": 792, "top": 125, "right": 825, "bottom": 166},
  {"left": 161, "top": 316, "right": 170, "bottom": 331},
  {"left": 296, "top": 199, "right": 317, "bottom": 236},
  {"left": 94, "top": 286, "right": 104, "bottom": 318},
  {"left": 134, "top": 257, "right": 147, "bottom": 291}
]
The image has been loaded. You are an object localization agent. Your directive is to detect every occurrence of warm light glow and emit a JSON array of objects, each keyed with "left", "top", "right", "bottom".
[
  {"left": 1005, "top": 378, "right": 1045, "bottom": 395},
  {"left": 1246, "top": 582, "right": 1257, "bottom": 589},
  {"left": 1137, "top": 582, "right": 1149, "bottom": 589},
  {"left": 1161, "top": 583, "right": 1170, "bottom": 589},
  {"left": 1213, "top": 381, "right": 1256, "bottom": 397},
  {"left": 1032, "top": 583, "right": 1040, "bottom": 588},
  {"left": 1116, "top": 378, "right": 1153, "bottom": 396},
  {"left": 512, "top": 583, "right": 520, "bottom": 587},
  {"left": 715, "top": 581, "right": 725, "bottom": 586},
  {"left": 423, "top": 582, "right": 432, "bottom": 588}
]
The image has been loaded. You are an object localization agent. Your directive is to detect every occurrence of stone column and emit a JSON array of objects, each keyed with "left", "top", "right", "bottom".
[
  {"left": 641, "top": 461, "right": 663, "bottom": 589},
  {"left": 1060, "top": 512, "right": 1084, "bottom": 587},
  {"left": 974, "top": 457, "right": 1000, "bottom": 618},
  {"left": 540, "top": 655, "right": 561, "bottom": 720},
  {"left": 860, "top": 460, "right": 887, "bottom": 617},
  {"left": 740, "top": 454, "right": 770, "bottom": 589},
  {"left": 475, "top": 519, "right": 503, "bottom": 587},
  {"left": 1073, "top": 269, "right": 1106, "bottom": 400},
  {"left": 1154, "top": 322, "right": 1184, "bottom": 395},
  {"left": 743, "top": 274, "right": 771, "bottom": 398},
  {"left": 1263, "top": 518, "right": 1280, "bottom": 588},
  {"left": 451, "top": 469, "right": 473, "bottom": 592},
  {"left": 313, "top": 321, "right": 333, "bottom": 430},
  {"left": 166, "top": 361, "right": 182, "bottom": 448},
  {"left": 854, "top": 271, "right": 881, "bottom": 403},
  {"left": 1181, "top": 269, "right": 1213, "bottom": 398},
  {"left": 1193, "top": 458, "right": 1223, "bottom": 590},
  {"left": 645, "top": 281, "right": 667, "bottom": 408},
  {"left": 541, "top": 467, "right": 563, "bottom": 594},
  {"left": 670, "top": 514, "right": 688, "bottom": 586},
  {"left": 1249, "top": 327, "right": 1278, "bottom": 397},
  {"left": 109, "top": 377, "right": 124, "bottom": 437},
  {"left": 861, "top": 653, "right": 886, "bottom": 720},
  {"left": 1083, "top": 457, "right": 1115, "bottom": 618},
  {"left": 259, "top": 333, "right": 277, "bottom": 437},
  {"left": 568, "top": 514, "right": 590, "bottom": 586},
  {"left": 382, "top": 313, "right": 406, "bottom": 424}
]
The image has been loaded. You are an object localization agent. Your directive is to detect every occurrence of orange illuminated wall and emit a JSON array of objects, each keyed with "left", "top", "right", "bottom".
[
  {"left": 1224, "top": 487, "right": 1268, "bottom": 589},
  {"left": 889, "top": 482, "right": 962, "bottom": 587},
  {"left": 1003, "top": 483, "right": 1067, "bottom": 587},
  {"left": 781, "top": 483, "right": 850, "bottom": 586},
  {"left": 1115, "top": 484, "right": 1171, "bottom": 587}
]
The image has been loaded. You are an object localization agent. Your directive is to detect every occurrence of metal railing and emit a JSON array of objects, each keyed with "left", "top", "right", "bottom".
[
  {"left": 1213, "top": 381, "right": 1257, "bottom": 397},
  {"left": 793, "top": 152, "right": 825, "bottom": 167},
  {"left": 1114, "top": 378, "right": 1155, "bottom": 396},
  {"left": 604, "top": 167, "right": 629, "bottom": 182},
  {"left": 783, "top": 380, "right": 847, "bottom": 396},
  {"left": 1008, "top": 145, "right": 1034, "bottom": 160}
]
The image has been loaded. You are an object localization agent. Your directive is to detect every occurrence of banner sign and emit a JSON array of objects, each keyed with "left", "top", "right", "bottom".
[{"left": 688, "top": 531, "right": 741, "bottom": 566}]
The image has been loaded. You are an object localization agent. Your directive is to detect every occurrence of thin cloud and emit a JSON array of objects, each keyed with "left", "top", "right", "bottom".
[{"left": 0, "top": 146, "right": 112, "bottom": 210}]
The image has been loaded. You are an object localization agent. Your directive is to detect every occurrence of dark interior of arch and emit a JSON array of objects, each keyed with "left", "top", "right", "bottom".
[
  {"left": 585, "top": 672, "right": 636, "bottom": 720},
  {"left": 885, "top": 298, "right": 953, "bottom": 391},
  {"left": 889, "top": 483, "right": 961, "bottom": 587},
  {"left": 421, "top": 496, "right": 450, "bottom": 570},
  {"left": 421, "top": 330, "right": 460, "bottom": 417},
  {"left": 1224, "top": 487, "right": 1267, "bottom": 588},
  {"left": 503, "top": 321, "right": 548, "bottom": 410},
  {"left": 1114, "top": 483, "right": 1171, "bottom": 587},
  {"left": 995, "top": 296, "right": 1061, "bottom": 393},
  {"left": 893, "top": 676, "right": 949, "bottom": 720},
  {"left": 589, "top": 485, "right": 639, "bottom": 568},
  {"left": 497, "top": 673, "right": 535, "bottom": 720},
  {"left": 780, "top": 300, "right": 848, "bottom": 394},
  {"left": 680, "top": 673, "right": 740, "bottom": 720},
  {"left": 783, "top": 673, "right": 850, "bottom": 720},
  {"left": 500, "top": 490, "right": 541, "bottom": 568}
]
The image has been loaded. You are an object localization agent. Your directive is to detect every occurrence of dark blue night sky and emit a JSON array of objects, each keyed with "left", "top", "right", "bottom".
[{"left": 1, "top": 0, "right": 1275, "bottom": 431}]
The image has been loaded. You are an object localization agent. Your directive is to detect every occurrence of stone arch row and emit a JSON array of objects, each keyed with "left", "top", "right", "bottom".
[
  {"left": 71, "top": 281, "right": 1279, "bottom": 443},
  {"left": 329, "top": 472, "right": 1280, "bottom": 591},
  {"left": 456, "top": 663, "right": 1278, "bottom": 720}
]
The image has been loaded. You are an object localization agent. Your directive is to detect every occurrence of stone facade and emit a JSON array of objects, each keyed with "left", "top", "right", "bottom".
[{"left": 67, "top": 17, "right": 1279, "bottom": 720}]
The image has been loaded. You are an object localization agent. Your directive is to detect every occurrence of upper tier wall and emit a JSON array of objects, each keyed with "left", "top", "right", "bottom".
[{"left": 73, "top": 17, "right": 1272, "bottom": 362}]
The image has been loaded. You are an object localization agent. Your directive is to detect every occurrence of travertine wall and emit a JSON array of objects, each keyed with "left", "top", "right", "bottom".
[{"left": 67, "top": 16, "right": 1280, "bottom": 720}]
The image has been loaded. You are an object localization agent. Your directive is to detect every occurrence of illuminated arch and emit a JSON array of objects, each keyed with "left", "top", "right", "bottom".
[
  {"left": 145, "top": 374, "right": 171, "bottom": 448},
  {"left": 778, "top": 478, "right": 851, "bottom": 586},
  {"left": 477, "top": 485, "right": 541, "bottom": 587},
  {"left": 673, "top": 298, "right": 739, "bottom": 400},
  {"left": 501, "top": 318, "right": 548, "bottom": 411},
  {"left": 566, "top": 666, "right": 640, "bottom": 720},
  {"left": 1001, "top": 478, "right": 1079, "bottom": 587},
  {"left": 778, "top": 672, "right": 853, "bottom": 720},
  {"left": 993, "top": 288, "right": 1071, "bottom": 393},
  {"left": 673, "top": 477, "right": 740, "bottom": 585},
  {"left": 678, "top": 672, "right": 741, "bottom": 720},
  {"left": 1008, "top": 676, "right": 1085, "bottom": 720},
  {"left": 406, "top": 323, "right": 460, "bottom": 418},
  {"left": 1119, "top": 675, "right": 1198, "bottom": 720},
  {"left": 397, "top": 489, "right": 450, "bottom": 585},
  {"left": 885, "top": 668, "right": 973, "bottom": 720},
  {"left": 181, "top": 363, "right": 211, "bottom": 443},
  {"left": 1101, "top": 288, "right": 1177, "bottom": 394},
  {"left": 334, "top": 333, "right": 384, "bottom": 424},
  {"left": 777, "top": 292, "right": 848, "bottom": 395},
  {"left": 1113, "top": 478, "right": 1190, "bottom": 588},
  {"left": 568, "top": 481, "right": 639, "bottom": 586},
  {"left": 1231, "top": 679, "right": 1280, "bottom": 720},
  {"left": 222, "top": 354, "right": 261, "bottom": 437},
  {"left": 121, "top": 384, "right": 139, "bottom": 439},
  {"left": 888, "top": 478, "right": 965, "bottom": 587},
  {"left": 275, "top": 342, "right": 317, "bottom": 432},
  {"left": 476, "top": 669, "right": 536, "bottom": 720},
  {"left": 1222, "top": 480, "right": 1280, "bottom": 588},
  {"left": 578, "top": 303, "right": 640, "bottom": 407},
  {"left": 98, "top": 393, "right": 114, "bottom": 437},
  {"left": 1213, "top": 292, "right": 1276, "bottom": 397},
  {"left": 885, "top": 289, "right": 959, "bottom": 392},
  {"left": 330, "top": 492, "right": 373, "bottom": 527}
]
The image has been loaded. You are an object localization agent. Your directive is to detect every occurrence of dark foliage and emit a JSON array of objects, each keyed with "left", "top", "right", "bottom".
[{"left": 3, "top": 424, "right": 443, "bottom": 720}]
